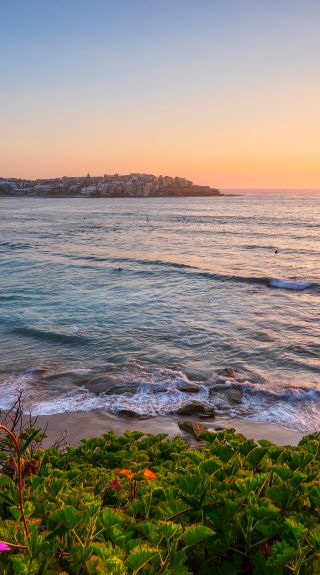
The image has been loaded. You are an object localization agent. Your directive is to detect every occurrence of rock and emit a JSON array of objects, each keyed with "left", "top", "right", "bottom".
[
  {"left": 214, "top": 426, "right": 225, "bottom": 431},
  {"left": 117, "top": 408, "right": 141, "bottom": 417},
  {"left": 225, "top": 386, "right": 243, "bottom": 404},
  {"left": 192, "top": 422, "right": 209, "bottom": 437},
  {"left": 177, "top": 384, "right": 200, "bottom": 393},
  {"left": 177, "top": 402, "right": 215, "bottom": 417},
  {"left": 216, "top": 367, "right": 238, "bottom": 379},
  {"left": 106, "top": 385, "right": 135, "bottom": 395},
  {"left": 178, "top": 420, "right": 209, "bottom": 439},
  {"left": 199, "top": 411, "right": 215, "bottom": 419}
]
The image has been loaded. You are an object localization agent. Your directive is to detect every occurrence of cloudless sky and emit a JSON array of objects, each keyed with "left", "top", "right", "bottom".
[{"left": 1, "top": 0, "right": 320, "bottom": 188}]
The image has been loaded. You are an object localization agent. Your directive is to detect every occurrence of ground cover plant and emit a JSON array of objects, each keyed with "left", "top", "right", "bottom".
[{"left": 0, "top": 421, "right": 319, "bottom": 574}]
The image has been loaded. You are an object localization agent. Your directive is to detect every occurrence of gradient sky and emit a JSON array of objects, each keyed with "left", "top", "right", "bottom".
[{"left": 1, "top": 0, "right": 320, "bottom": 188}]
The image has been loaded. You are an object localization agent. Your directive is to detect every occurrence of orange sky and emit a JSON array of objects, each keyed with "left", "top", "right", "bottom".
[{"left": 1, "top": 1, "right": 320, "bottom": 190}]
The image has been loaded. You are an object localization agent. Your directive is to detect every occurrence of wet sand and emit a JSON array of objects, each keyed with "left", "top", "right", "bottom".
[{"left": 34, "top": 410, "right": 304, "bottom": 447}]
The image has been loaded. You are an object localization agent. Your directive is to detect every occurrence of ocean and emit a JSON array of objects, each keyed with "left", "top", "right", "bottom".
[{"left": 0, "top": 194, "right": 319, "bottom": 433}]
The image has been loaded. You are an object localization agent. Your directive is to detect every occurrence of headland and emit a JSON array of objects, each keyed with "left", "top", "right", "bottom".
[{"left": 0, "top": 173, "right": 221, "bottom": 198}]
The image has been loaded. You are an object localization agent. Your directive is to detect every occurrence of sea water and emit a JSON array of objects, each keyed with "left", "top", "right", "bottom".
[{"left": 0, "top": 194, "right": 319, "bottom": 433}]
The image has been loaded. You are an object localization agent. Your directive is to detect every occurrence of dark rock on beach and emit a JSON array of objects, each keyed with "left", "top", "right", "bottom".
[
  {"left": 178, "top": 420, "right": 209, "bottom": 439},
  {"left": 177, "top": 402, "right": 215, "bottom": 417},
  {"left": 117, "top": 408, "right": 141, "bottom": 417}
]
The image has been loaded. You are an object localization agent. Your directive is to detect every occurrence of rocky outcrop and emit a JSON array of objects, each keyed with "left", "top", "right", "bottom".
[
  {"left": 177, "top": 402, "right": 215, "bottom": 417},
  {"left": 216, "top": 367, "right": 238, "bottom": 378},
  {"left": 225, "top": 386, "right": 243, "bottom": 404},
  {"left": 117, "top": 408, "right": 141, "bottom": 417},
  {"left": 178, "top": 420, "right": 209, "bottom": 439},
  {"left": 176, "top": 384, "right": 201, "bottom": 393}
]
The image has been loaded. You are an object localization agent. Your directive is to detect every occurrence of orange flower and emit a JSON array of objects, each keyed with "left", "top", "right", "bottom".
[
  {"left": 114, "top": 468, "right": 134, "bottom": 480},
  {"left": 143, "top": 468, "right": 157, "bottom": 480}
]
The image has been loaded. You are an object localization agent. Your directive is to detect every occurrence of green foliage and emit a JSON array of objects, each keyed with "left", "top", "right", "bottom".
[{"left": 0, "top": 428, "right": 319, "bottom": 573}]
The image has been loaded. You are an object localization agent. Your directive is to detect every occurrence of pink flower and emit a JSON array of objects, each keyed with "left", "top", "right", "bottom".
[
  {"left": 107, "top": 478, "right": 121, "bottom": 490},
  {"left": 0, "top": 542, "right": 11, "bottom": 551}
]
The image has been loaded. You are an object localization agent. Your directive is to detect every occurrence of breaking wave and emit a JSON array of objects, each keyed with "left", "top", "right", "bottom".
[
  {"left": 50, "top": 250, "right": 320, "bottom": 291},
  {"left": 0, "top": 365, "right": 319, "bottom": 434},
  {"left": 11, "top": 327, "right": 90, "bottom": 345}
]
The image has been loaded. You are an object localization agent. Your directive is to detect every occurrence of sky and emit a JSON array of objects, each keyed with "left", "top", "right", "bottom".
[{"left": 1, "top": 0, "right": 320, "bottom": 189}]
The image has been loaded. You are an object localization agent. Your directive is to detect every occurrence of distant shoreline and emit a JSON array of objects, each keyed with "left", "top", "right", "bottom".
[{"left": 0, "top": 193, "right": 242, "bottom": 199}]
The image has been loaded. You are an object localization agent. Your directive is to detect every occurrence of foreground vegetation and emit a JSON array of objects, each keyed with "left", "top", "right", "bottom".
[{"left": 0, "top": 422, "right": 319, "bottom": 574}]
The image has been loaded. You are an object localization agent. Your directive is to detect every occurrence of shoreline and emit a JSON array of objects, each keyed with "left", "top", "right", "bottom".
[
  {"left": 33, "top": 410, "right": 304, "bottom": 448},
  {"left": 0, "top": 194, "right": 228, "bottom": 199}
]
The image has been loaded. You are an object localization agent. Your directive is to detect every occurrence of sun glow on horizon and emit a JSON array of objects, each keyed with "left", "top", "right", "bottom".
[{"left": 1, "top": 1, "right": 320, "bottom": 189}]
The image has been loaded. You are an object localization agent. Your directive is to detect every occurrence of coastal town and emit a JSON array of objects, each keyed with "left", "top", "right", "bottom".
[{"left": 0, "top": 173, "right": 221, "bottom": 198}]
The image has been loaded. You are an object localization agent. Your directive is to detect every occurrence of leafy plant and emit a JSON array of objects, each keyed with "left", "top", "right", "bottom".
[{"left": 0, "top": 425, "right": 319, "bottom": 573}]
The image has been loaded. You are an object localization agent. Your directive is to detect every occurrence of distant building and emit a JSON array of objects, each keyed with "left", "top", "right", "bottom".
[{"left": 81, "top": 185, "right": 97, "bottom": 196}]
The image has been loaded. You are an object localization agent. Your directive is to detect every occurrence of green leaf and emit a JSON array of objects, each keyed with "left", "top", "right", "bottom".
[
  {"left": 266, "top": 485, "right": 288, "bottom": 505},
  {"left": 198, "top": 457, "right": 220, "bottom": 475},
  {"left": 49, "top": 505, "right": 82, "bottom": 529},
  {"left": 266, "top": 541, "right": 295, "bottom": 567},
  {"left": 246, "top": 447, "right": 268, "bottom": 467},
  {"left": 48, "top": 478, "right": 67, "bottom": 497},
  {"left": 158, "top": 521, "right": 183, "bottom": 542},
  {"left": 178, "top": 474, "right": 204, "bottom": 496},
  {"left": 309, "top": 485, "right": 320, "bottom": 506},
  {"left": 12, "top": 555, "right": 39, "bottom": 575},
  {"left": 0, "top": 491, "right": 17, "bottom": 506},
  {"left": 45, "top": 525, "right": 68, "bottom": 542},
  {"left": 185, "top": 451, "right": 203, "bottom": 465},
  {"left": 273, "top": 465, "right": 292, "bottom": 481},
  {"left": 168, "top": 549, "right": 189, "bottom": 575},
  {"left": 211, "top": 444, "right": 234, "bottom": 463},
  {"left": 182, "top": 525, "right": 214, "bottom": 548},
  {"left": 309, "top": 528, "right": 320, "bottom": 551},
  {"left": 10, "top": 506, "right": 22, "bottom": 521},
  {"left": 21, "top": 428, "right": 43, "bottom": 454},
  {"left": 126, "top": 545, "right": 159, "bottom": 572},
  {"left": 285, "top": 518, "right": 307, "bottom": 541}
]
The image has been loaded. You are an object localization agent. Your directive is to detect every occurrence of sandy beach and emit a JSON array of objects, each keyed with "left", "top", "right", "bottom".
[{"left": 33, "top": 410, "right": 304, "bottom": 448}]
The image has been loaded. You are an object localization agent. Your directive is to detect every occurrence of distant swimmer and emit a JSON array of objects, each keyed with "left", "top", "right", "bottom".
[
  {"left": 274, "top": 249, "right": 278, "bottom": 254},
  {"left": 117, "top": 267, "right": 123, "bottom": 271}
]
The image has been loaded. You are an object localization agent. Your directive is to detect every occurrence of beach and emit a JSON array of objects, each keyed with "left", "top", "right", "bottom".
[{"left": 36, "top": 411, "right": 304, "bottom": 448}]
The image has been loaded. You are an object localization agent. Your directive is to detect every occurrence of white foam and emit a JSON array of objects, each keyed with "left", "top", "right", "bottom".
[
  {"left": 68, "top": 368, "right": 93, "bottom": 376},
  {"left": 1, "top": 366, "right": 319, "bottom": 434},
  {"left": 31, "top": 390, "right": 102, "bottom": 415},
  {"left": 270, "top": 279, "right": 312, "bottom": 290}
]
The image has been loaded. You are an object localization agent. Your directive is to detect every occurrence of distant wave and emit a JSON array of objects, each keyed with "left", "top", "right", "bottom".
[
  {"left": 0, "top": 241, "right": 30, "bottom": 250},
  {"left": 194, "top": 272, "right": 320, "bottom": 291},
  {"left": 0, "top": 294, "right": 27, "bottom": 301},
  {"left": 57, "top": 252, "right": 320, "bottom": 291},
  {"left": 11, "top": 326, "right": 90, "bottom": 345},
  {"left": 68, "top": 253, "right": 196, "bottom": 270}
]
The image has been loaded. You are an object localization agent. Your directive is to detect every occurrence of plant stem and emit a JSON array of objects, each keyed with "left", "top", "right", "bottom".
[{"left": 0, "top": 424, "right": 29, "bottom": 537}]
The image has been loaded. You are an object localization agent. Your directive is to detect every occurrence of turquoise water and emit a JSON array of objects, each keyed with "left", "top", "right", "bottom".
[{"left": 0, "top": 195, "right": 319, "bottom": 432}]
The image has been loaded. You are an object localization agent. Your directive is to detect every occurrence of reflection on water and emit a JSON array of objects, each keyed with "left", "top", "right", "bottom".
[{"left": 0, "top": 195, "right": 319, "bottom": 432}]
